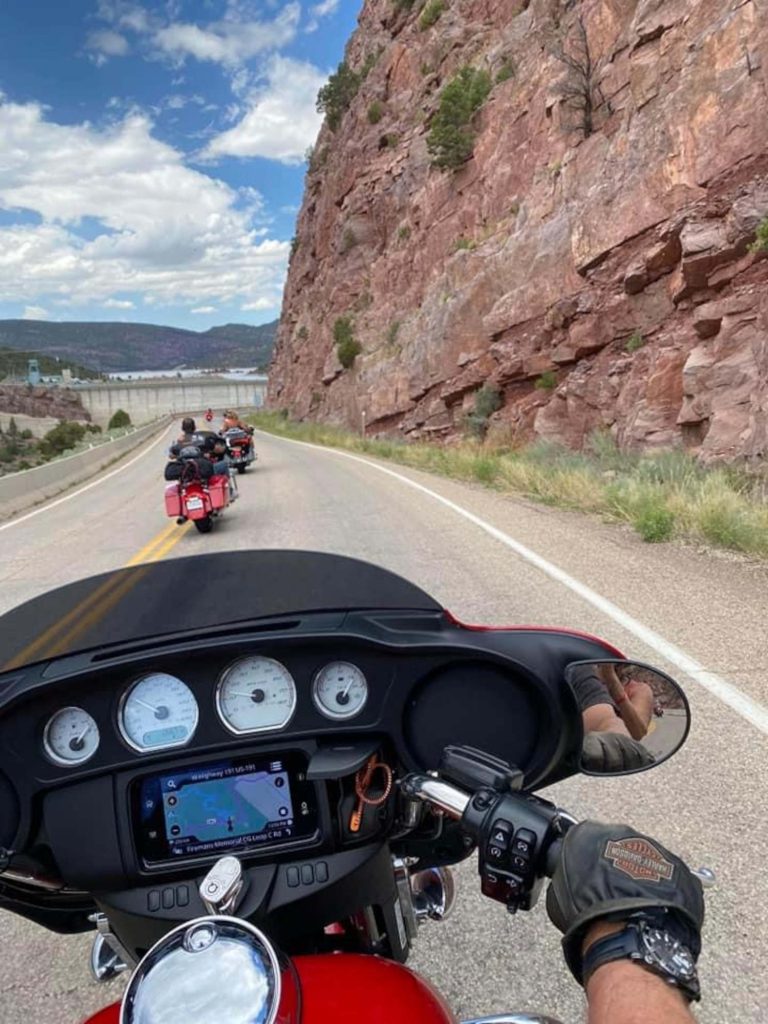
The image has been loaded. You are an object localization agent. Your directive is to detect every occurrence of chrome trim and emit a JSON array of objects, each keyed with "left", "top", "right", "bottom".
[
  {"left": 311, "top": 661, "right": 368, "bottom": 721},
  {"left": 92, "top": 912, "right": 137, "bottom": 972},
  {"left": 400, "top": 774, "right": 470, "bottom": 819},
  {"left": 199, "top": 856, "right": 245, "bottom": 916},
  {"left": 118, "top": 672, "right": 199, "bottom": 754},
  {"left": 692, "top": 867, "right": 716, "bottom": 889},
  {"left": 91, "top": 932, "right": 130, "bottom": 982},
  {"left": 215, "top": 655, "right": 297, "bottom": 736},
  {"left": 460, "top": 1015, "right": 564, "bottom": 1024},
  {"left": 0, "top": 869, "right": 68, "bottom": 892},
  {"left": 392, "top": 857, "right": 419, "bottom": 943},
  {"left": 410, "top": 865, "right": 456, "bottom": 923},
  {"left": 43, "top": 706, "right": 100, "bottom": 768}
]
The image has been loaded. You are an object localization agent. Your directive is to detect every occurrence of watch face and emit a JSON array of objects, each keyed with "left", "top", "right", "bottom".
[{"left": 643, "top": 926, "right": 696, "bottom": 979}]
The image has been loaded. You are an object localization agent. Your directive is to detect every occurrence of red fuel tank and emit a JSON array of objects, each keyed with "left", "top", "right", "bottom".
[{"left": 81, "top": 953, "right": 456, "bottom": 1024}]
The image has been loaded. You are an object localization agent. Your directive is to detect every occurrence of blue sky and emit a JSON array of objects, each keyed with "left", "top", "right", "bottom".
[{"left": 0, "top": 0, "right": 359, "bottom": 329}]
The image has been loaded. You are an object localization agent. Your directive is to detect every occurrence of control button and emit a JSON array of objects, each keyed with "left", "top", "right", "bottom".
[
  {"left": 480, "top": 869, "right": 523, "bottom": 904},
  {"left": 286, "top": 867, "right": 300, "bottom": 888},
  {"left": 472, "top": 791, "right": 494, "bottom": 811},
  {"left": 486, "top": 844, "right": 507, "bottom": 864},
  {"left": 162, "top": 887, "right": 175, "bottom": 910},
  {"left": 490, "top": 822, "right": 513, "bottom": 850},
  {"left": 512, "top": 836, "right": 533, "bottom": 858},
  {"left": 516, "top": 828, "right": 537, "bottom": 846},
  {"left": 511, "top": 854, "right": 530, "bottom": 873},
  {"left": 301, "top": 864, "right": 315, "bottom": 886},
  {"left": 176, "top": 885, "right": 189, "bottom": 908},
  {"left": 315, "top": 861, "right": 329, "bottom": 883},
  {"left": 148, "top": 890, "right": 161, "bottom": 912}
]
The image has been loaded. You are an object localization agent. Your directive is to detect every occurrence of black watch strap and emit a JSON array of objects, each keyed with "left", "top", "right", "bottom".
[{"left": 582, "top": 921, "right": 700, "bottom": 1002}]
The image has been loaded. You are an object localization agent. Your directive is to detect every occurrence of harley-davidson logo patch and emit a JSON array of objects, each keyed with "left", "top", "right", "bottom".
[{"left": 604, "top": 838, "right": 674, "bottom": 883}]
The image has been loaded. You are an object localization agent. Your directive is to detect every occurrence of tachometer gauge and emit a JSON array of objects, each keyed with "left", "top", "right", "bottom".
[
  {"left": 313, "top": 662, "right": 368, "bottom": 720},
  {"left": 119, "top": 673, "right": 198, "bottom": 753},
  {"left": 43, "top": 707, "right": 100, "bottom": 766},
  {"left": 216, "top": 656, "right": 297, "bottom": 735}
]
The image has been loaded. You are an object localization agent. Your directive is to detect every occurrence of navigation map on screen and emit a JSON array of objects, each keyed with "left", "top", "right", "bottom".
[{"left": 160, "top": 760, "right": 295, "bottom": 857}]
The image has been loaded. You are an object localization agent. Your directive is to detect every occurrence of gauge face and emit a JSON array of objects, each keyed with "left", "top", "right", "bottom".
[
  {"left": 216, "top": 656, "right": 297, "bottom": 734},
  {"left": 313, "top": 662, "right": 368, "bottom": 720},
  {"left": 43, "top": 707, "right": 100, "bottom": 766},
  {"left": 119, "top": 673, "right": 198, "bottom": 753}
]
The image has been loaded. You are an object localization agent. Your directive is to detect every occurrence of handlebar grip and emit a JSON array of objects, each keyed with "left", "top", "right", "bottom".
[{"left": 544, "top": 838, "right": 563, "bottom": 878}]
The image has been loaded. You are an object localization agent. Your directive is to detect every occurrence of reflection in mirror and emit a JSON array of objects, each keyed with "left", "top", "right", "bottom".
[{"left": 566, "top": 660, "right": 690, "bottom": 776}]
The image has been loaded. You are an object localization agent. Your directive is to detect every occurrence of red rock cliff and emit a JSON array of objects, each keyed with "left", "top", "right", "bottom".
[{"left": 270, "top": 0, "right": 768, "bottom": 462}]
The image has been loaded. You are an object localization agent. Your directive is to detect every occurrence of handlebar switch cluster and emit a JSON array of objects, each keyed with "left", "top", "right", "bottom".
[{"left": 480, "top": 815, "right": 540, "bottom": 913}]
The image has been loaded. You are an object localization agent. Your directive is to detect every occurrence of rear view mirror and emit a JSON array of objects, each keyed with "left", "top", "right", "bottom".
[{"left": 566, "top": 660, "right": 690, "bottom": 777}]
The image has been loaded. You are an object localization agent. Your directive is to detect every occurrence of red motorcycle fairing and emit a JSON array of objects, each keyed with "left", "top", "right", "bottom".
[{"left": 81, "top": 952, "right": 456, "bottom": 1024}]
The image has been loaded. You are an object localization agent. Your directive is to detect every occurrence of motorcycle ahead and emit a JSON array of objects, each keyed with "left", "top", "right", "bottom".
[
  {"left": 223, "top": 425, "right": 256, "bottom": 474},
  {"left": 163, "top": 445, "right": 231, "bottom": 533},
  {"left": 0, "top": 551, "right": 712, "bottom": 1024}
]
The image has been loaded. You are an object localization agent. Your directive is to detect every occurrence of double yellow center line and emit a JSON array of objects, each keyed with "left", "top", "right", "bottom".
[{"left": 4, "top": 519, "right": 193, "bottom": 669}]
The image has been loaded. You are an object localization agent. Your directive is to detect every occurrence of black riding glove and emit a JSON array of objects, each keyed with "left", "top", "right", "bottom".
[
  {"left": 546, "top": 821, "right": 705, "bottom": 984},
  {"left": 581, "top": 731, "right": 656, "bottom": 773}
]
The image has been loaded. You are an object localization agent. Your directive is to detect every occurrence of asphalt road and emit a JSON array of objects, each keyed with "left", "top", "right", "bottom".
[{"left": 0, "top": 423, "right": 766, "bottom": 1023}]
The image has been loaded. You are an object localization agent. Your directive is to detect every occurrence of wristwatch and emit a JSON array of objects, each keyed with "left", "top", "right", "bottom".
[{"left": 582, "top": 914, "right": 700, "bottom": 1002}]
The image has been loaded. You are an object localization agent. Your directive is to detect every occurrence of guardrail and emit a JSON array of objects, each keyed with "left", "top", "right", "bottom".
[{"left": 0, "top": 417, "right": 171, "bottom": 521}]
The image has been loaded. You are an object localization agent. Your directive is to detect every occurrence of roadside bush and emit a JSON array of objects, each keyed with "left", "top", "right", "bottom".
[
  {"left": 749, "top": 216, "right": 768, "bottom": 253},
  {"left": 496, "top": 58, "right": 515, "bottom": 84},
  {"left": 334, "top": 317, "right": 362, "bottom": 369},
  {"left": 367, "top": 100, "right": 384, "bottom": 124},
  {"left": 534, "top": 370, "right": 557, "bottom": 390},
  {"left": 20, "top": 428, "right": 34, "bottom": 440},
  {"left": 107, "top": 409, "right": 132, "bottom": 430},
  {"left": 39, "top": 420, "right": 87, "bottom": 458},
  {"left": 419, "top": 0, "right": 445, "bottom": 30},
  {"left": 625, "top": 330, "right": 645, "bottom": 353},
  {"left": 427, "top": 66, "right": 492, "bottom": 170},
  {"left": 465, "top": 384, "right": 502, "bottom": 439},
  {"left": 317, "top": 62, "right": 360, "bottom": 131}
]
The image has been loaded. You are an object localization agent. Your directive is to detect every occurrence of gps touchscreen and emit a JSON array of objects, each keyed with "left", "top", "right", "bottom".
[{"left": 133, "top": 751, "right": 319, "bottom": 864}]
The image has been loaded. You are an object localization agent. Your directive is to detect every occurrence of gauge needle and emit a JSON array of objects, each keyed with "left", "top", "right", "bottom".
[
  {"left": 342, "top": 680, "right": 353, "bottom": 698},
  {"left": 133, "top": 698, "right": 160, "bottom": 714},
  {"left": 231, "top": 690, "right": 264, "bottom": 699},
  {"left": 75, "top": 723, "right": 92, "bottom": 744}
]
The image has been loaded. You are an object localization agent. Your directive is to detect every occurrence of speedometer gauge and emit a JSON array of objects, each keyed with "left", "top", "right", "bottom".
[
  {"left": 119, "top": 673, "right": 198, "bottom": 753},
  {"left": 216, "top": 656, "right": 297, "bottom": 734},
  {"left": 43, "top": 707, "right": 100, "bottom": 766},
  {"left": 313, "top": 662, "right": 368, "bottom": 720}
]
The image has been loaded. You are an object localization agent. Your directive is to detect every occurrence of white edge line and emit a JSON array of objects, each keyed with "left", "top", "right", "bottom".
[
  {"left": 259, "top": 430, "right": 768, "bottom": 738},
  {"left": 0, "top": 422, "right": 172, "bottom": 533}
]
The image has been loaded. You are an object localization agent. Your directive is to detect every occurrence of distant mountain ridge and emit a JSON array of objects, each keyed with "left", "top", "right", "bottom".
[{"left": 0, "top": 319, "right": 278, "bottom": 373}]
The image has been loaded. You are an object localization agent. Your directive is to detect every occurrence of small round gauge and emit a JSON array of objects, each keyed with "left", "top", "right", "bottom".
[
  {"left": 43, "top": 707, "right": 100, "bottom": 767},
  {"left": 313, "top": 662, "right": 368, "bottom": 720},
  {"left": 216, "top": 656, "right": 297, "bottom": 735},
  {"left": 119, "top": 673, "right": 198, "bottom": 753}
]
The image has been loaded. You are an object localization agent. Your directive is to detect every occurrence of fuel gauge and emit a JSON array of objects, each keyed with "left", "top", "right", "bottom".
[
  {"left": 313, "top": 662, "right": 368, "bottom": 720},
  {"left": 43, "top": 707, "right": 100, "bottom": 767}
]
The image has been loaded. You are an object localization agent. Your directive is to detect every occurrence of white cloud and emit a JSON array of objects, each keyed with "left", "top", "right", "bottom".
[
  {"left": 0, "top": 99, "right": 289, "bottom": 309},
  {"left": 103, "top": 298, "right": 135, "bottom": 309},
  {"left": 306, "top": 0, "right": 339, "bottom": 32},
  {"left": 241, "top": 297, "right": 276, "bottom": 311},
  {"left": 86, "top": 29, "right": 130, "bottom": 59},
  {"left": 153, "top": 4, "right": 300, "bottom": 66},
  {"left": 203, "top": 56, "right": 325, "bottom": 165},
  {"left": 191, "top": 305, "right": 216, "bottom": 314},
  {"left": 22, "top": 305, "right": 48, "bottom": 320}
]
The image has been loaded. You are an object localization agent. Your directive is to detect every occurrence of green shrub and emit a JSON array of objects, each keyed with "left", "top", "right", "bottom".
[
  {"left": 317, "top": 62, "right": 360, "bottom": 131},
  {"left": 427, "top": 66, "right": 492, "bottom": 170},
  {"left": 297, "top": 326, "right": 309, "bottom": 341},
  {"left": 20, "top": 428, "right": 34, "bottom": 440},
  {"left": 632, "top": 497, "right": 675, "bottom": 543},
  {"left": 334, "top": 316, "right": 362, "bottom": 369},
  {"left": 394, "top": 0, "right": 418, "bottom": 10},
  {"left": 367, "top": 100, "right": 384, "bottom": 124},
  {"left": 107, "top": 409, "right": 131, "bottom": 430},
  {"left": 419, "top": 0, "right": 445, "bottom": 30},
  {"left": 454, "top": 236, "right": 476, "bottom": 252},
  {"left": 534, "top": 370, "right": 557, "bottom": 390},
  {"left": 381, "top": 132, "right": 399, "bottom": 148},
  {"left": 290, "top": 236, "right": 299, "bottom": 258},
  {"left": 39, "top": 420, "right": 87, "bottom": 457},
  {"left": 397, "top": 225, "right": 411, "bottom": 242},
  {"left": 496, "top": 58, "right": 515, "bottom": 83},
  {"left": 748, "top": 216, "right": 768, "bottom": 253},
  {"left": 625, "top": 330, "right": 645, "bottom": 353},
  {"left": 386, "top": 320, "right": 401, "bottom": 345},
  {"left": 465, "top": 383, "right": 502, "bottom": 439},
  {"left": 340, "top": 227, "right": 357, "bottom": 254}
]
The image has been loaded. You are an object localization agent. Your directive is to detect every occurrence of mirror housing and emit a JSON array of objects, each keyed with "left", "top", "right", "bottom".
[{"left": 566, "top": 660, "right": 690, "bottom": 777}]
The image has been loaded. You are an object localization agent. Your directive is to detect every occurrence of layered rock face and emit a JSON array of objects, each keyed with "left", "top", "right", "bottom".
[
  {"left": 271, "top": 0, "right": 768, "bottom": 462},
  {"left": 0, "top": 385, "right": 91, "bottom": 423}
]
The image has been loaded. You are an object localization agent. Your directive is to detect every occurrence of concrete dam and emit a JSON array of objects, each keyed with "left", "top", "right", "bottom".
[{"left": 75, "top": 377, "right": 267, "bottom": 426}]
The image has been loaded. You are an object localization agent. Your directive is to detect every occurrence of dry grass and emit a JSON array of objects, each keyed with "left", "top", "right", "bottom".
[{"left": 250, "top": 413, "right": 768, "bottom": 557}]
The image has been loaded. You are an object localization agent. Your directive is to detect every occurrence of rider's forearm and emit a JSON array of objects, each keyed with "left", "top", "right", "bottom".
[{"left": 586, "top": 959, "right": 696, "bottom": 1024}]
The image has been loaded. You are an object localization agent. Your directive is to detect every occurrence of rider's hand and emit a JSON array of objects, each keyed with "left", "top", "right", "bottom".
[
  {"left": 581, "top": 731, "right": 656, "bottom": 772},
  {"left": 546, "top": 821, "right": 705, "bottom": 984}
]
